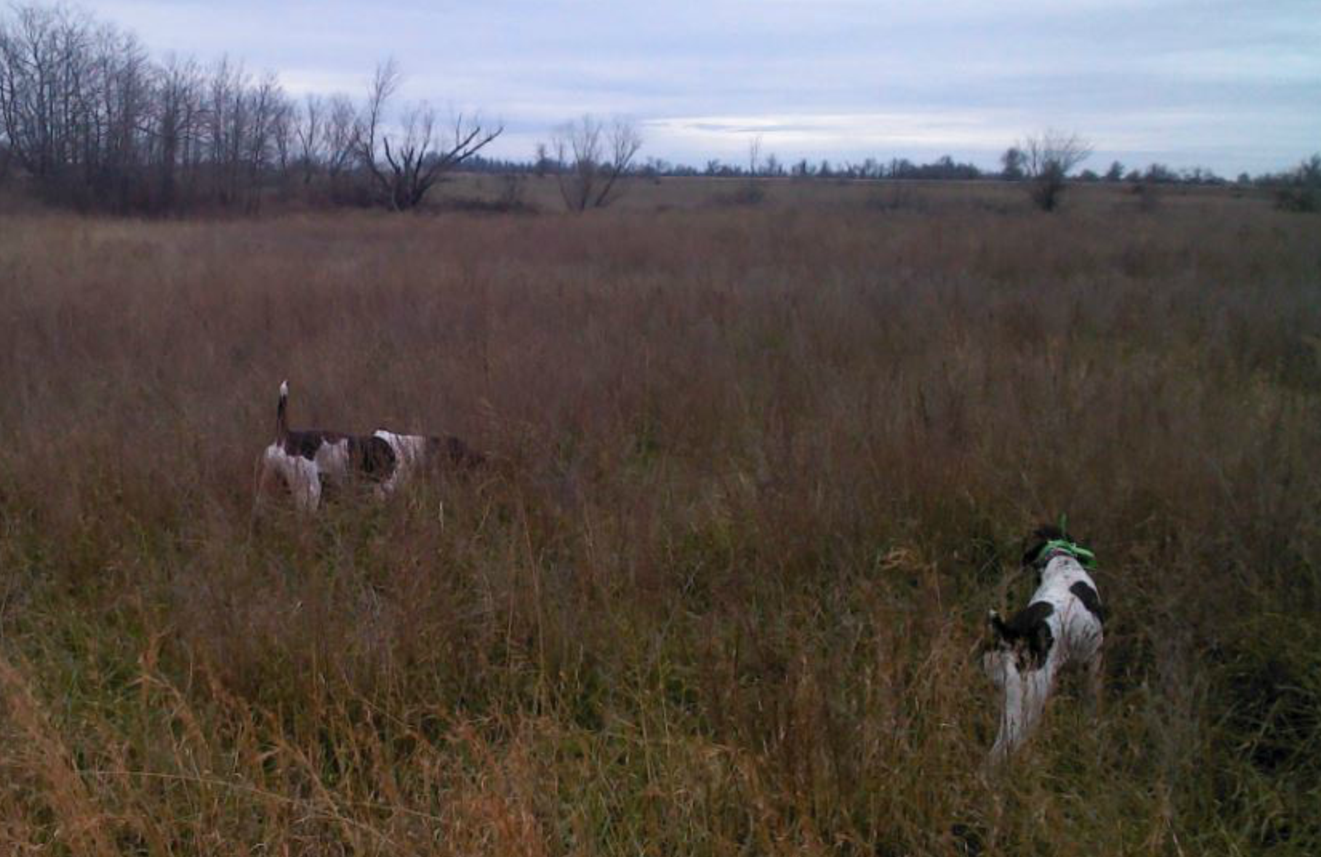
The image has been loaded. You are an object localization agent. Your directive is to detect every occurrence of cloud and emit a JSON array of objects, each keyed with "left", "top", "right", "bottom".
[{"left": 77, "top": 0, "right": 1321, "bottom": 174}]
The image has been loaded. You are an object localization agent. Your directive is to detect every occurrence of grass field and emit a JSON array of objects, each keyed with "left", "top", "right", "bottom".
[{"left": 0, "top": 178, "right": 1319, "bottom": 855}]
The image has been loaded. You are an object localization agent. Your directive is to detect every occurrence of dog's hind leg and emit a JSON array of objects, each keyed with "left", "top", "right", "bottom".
[
  {"left": 251, "top": 450, "right": 288, "bottom": 532},
  {"left": 284, "top": 459, "right": 322, "bottom": 513}
]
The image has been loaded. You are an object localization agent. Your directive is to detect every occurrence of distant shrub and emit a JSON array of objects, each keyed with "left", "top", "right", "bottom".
[
  {"left": 495, "top": 173, "right": 532, "bottom": 211},
  {"left": 708, "top": 182, "right": 766, "bottom": 207},
  {"left": 1275, "top": 187, "right": 1318, "bottom": 213},
  {"left": 1132, "top": 182, "right": 1161, "bottom": 213},
  {"left": 1275, "top": 154, "right": 1320, "bottom": 213},
  {"left": 435, "top": 174, "right": 537, "bottom": 214}
]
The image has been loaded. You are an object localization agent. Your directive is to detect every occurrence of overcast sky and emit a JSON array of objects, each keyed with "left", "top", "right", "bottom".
[{"left": 86, "top": 0, "right": 1320, "bottom": 175}]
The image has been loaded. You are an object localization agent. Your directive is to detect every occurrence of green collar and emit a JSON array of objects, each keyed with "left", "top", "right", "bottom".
[{"left": 1036, "top": 539, "right": 1097, "bottom": 569}]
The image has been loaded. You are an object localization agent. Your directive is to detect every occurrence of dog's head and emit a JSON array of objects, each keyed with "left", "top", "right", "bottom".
[
  {"left": 1021, "top": 522, "right": 1096, "bottom": 571},
  {"left": 1021, "top": 523, "right": 1065, "bottom": 567}
]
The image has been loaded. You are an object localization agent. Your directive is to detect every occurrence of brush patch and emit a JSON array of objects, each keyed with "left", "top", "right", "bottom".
[{"left": 430, "top": 434, "right": 486, "bottom": 468}]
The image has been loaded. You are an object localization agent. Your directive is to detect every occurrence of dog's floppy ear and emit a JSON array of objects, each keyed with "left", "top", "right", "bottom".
[
  {"left": 1022, "top": 523, "right": 1066, "bottom": 566},
  {"left": 1022, "top": 534, "right": 1048, "bottom": 566},
  {"left": 1027, "top": 621, "right": 1055, "bottom": 668}
]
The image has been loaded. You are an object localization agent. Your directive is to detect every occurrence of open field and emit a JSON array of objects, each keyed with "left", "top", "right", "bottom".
[
  {"left": 0, "top": 180, "right": 1319, "bottom": 854},
  {"left": 390, "top": 172, "right": 1277, "bottom": 216}
]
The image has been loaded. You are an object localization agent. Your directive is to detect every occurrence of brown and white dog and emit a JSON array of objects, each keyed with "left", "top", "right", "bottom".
[{"left": 256, "top": 381, "right": 483, "bottom": 512}]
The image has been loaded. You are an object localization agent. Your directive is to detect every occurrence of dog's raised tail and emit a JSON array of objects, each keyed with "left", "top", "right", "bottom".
[{"left": 276, "top": 380, "right": 290, "bottom": 440}]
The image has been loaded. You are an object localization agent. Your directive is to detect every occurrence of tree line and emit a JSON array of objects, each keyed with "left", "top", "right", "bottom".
[{"left": 0, "top": 4, "right": 502, "bottom": 213}]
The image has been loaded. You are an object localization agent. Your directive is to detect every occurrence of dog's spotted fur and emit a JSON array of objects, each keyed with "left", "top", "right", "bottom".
[
  {"left": 983, "top": 525, "right": 1105, "bottom": 763},
  {"left": 257, "top": 381, "right": 483, "bottom": 512}
]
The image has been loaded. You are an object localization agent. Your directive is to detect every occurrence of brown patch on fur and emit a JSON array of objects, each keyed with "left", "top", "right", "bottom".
[{"left": 348, "top": 435, "right": 398, "bottom": 481}]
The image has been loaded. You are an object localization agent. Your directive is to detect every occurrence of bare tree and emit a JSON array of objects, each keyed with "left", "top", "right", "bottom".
[
  {"left": 354, "top": 60, "right": 502, "bottom": 211},
  {"left": 324, "top": 94, "right": 357, "bottom": 178},
  {"left": 748, "top": 134, "right": 762, "bottom": 177},
  {"left": 204, "top": 57, "right": 250, "bottom": 204},
  {"left": 246, "top": 71, "right": 285, "bottom": 181},
  {"left": 548, "top": 115, "right": 642, "bottom": 212},
  {"left": 294, "top": 94, "right": 324, "bottom": 184},
  {"left": 1019, "top": 129, "right": 1092, "bottom": 211},
  {"left": 355, "top": 60, "right": 400, "bottom": 171},
  {"left": 153, "top": 55, "right": 203, "bottom": 209},
  {"left": 267, "top": 81, "right": 296, "bottom": 177},
  {"left": 0, "top": 4, "right": 94, "bottom": 181}
]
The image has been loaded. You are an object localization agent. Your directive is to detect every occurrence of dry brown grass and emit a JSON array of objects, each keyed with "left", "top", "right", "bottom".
[{"left": 0, "top": 181, "right": 1318, "bottom": 854}]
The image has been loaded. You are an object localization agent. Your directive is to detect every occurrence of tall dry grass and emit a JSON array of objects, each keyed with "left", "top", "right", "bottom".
[{"left": 0, "top": 183, "right": 1318, "bottom": 854}]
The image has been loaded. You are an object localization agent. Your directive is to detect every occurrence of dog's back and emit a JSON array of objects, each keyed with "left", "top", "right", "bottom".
[
  {"left": 1030, "top": 554, "right": 1104, "bottom": 666},
  {"left": 985, "top": 526, "right": 1106, "bottom": 762}
]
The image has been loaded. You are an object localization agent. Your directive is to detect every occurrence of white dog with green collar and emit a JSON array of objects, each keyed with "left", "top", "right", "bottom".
[{"left": 984, "top": 525, "right": 1105, "bottom": 762}]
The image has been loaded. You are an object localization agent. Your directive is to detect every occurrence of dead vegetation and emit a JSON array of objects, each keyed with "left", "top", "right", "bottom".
[{"left": 0, "top": 183, "right": 1318, "bottom": 854}]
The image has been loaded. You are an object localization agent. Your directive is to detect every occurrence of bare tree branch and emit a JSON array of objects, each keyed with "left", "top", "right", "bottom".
[{"left": 351, "top": 60, "right": 501, "bottom": 210}]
